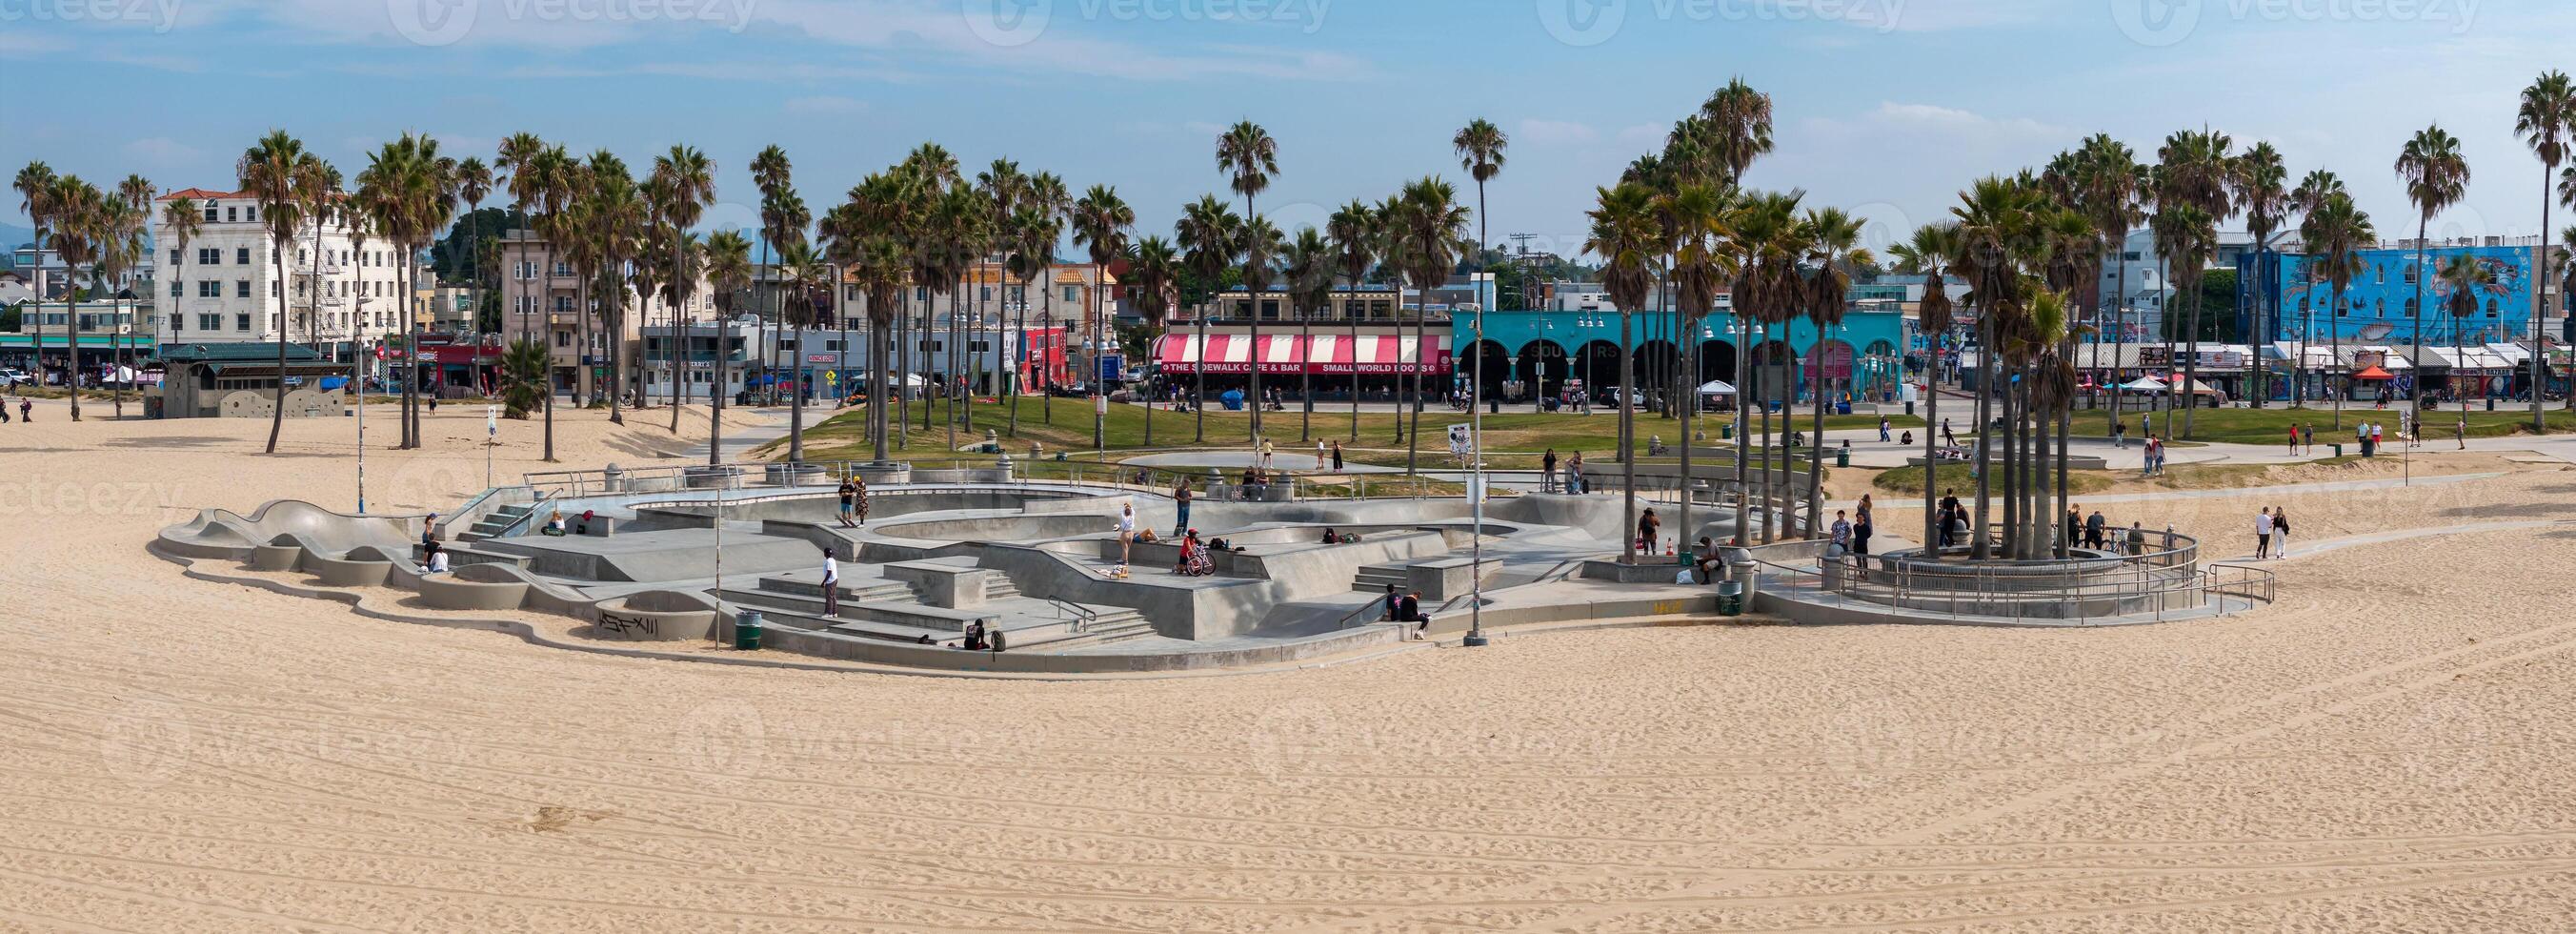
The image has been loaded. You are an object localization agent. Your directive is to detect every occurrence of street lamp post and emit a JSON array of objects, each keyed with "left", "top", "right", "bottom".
[{"left": 1465, "top": 301, "right": 1490, "bottom": 648}]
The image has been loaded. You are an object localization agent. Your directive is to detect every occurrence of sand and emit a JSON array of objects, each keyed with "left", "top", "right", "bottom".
[{"left": 6, "top": 397, "right": 2576, "bottom": 932}]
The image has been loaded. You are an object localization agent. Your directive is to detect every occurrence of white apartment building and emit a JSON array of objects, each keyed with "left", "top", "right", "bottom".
[
  {"left": 496, "top": 230, "right": 717, "bottom": 398},
  {"left": 151, "top": 188, "right": 411, "bottom": 355}
]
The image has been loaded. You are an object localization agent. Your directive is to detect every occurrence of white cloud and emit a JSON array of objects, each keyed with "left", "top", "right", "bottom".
[
  {"left": 781, "top": 95, "right": 868, "bottom": 115},
  {"left": 1519, "top": 118, "right": 1600, "bottom": 146},
  {"left": 123, "top": 137, "right": 204, "bottom": 167}
]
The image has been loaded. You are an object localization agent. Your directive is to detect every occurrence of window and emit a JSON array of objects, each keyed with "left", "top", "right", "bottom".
[
  {"left": 198, "top": 281, "right": 221, "bottom": 297},
  {"left": 556, "top": 331, "right": 571, "bottom": 348},
  {"left": 236, "top": 247, "right": 252, "bottom": 265},
  {"left": 553, "top": 262, "right": 571, "bottom": 277},
  {"left": 197, "top": 248, "right": 218, "bottom": 265},
  {"left": 171, "top": 280, "right": 185, "bottom": 297},
  {"left": 296, "top": 249, "right": 308, "bottom": 265},
  {"left": 2403, "top": 264, "right": 2417, "bottom": 285},
  {"left": 236, "top": 280, "right": 252, "bottom": 298},
  {"left": 235, "top": 313, "right": 251, "bottom": 331},
  {"left": 1062, "top": 286, "right": 1078, "bottom": 302},
  {"left": 553, "top": 296, "right": 573, "bottom": 314},
  {"left": 246, "top": 206, "right": 257, "bottom": 222},
  {"left": 197, "top": 314, "right": 220, "bottom": 331},
  {"left": 225, "top": 207, "right": 237, "bottom": 222},
  {"left": 169, "top": 249, "right": 180, "bottom": 266},
  {"left": 2487, "top": 298, "right": 2499, "bottom": 317},
  {"left": 916, "top": 287, "right": 930, "bottom": 302},
  {"left": 203, "top": 205, "right": 218, "bottom": 222}
]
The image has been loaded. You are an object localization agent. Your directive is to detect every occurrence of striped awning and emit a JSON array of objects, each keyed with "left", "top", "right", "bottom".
[{"left": 1155, "top": 334, "right": 1451, "bottom": 375}]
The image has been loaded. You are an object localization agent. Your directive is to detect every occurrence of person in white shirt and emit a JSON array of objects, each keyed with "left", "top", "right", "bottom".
[
  {"left": 1115, "top": 503, "right": 1137, "bottom": 576},
  {"left": 2253, "top": 507, "right": 2273, "bottom": 560},
  {"left": 820, "top": 547, "right": 842, "bottom": 617},
  {"left": 424, "top": 541, "right": 451, "bottom": 574}
]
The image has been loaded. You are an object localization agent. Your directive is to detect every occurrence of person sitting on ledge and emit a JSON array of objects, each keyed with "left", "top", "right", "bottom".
[
  {"left": 542, "top": 510, "right": 567, "bottom": 537},
  {"left": 1320, "top": 527, "right": 1340, "bottom": 544},
  {"left": 424, "top": 540, "right": 451, "bottom": 574},
  {"left": 1694, "top": 536, "right": 1723, "bottom": 584}
]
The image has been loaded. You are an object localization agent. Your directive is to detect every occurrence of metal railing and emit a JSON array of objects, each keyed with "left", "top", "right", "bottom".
[
  {"left": 1795, "top": 529, "right": 2251, "bottom": 625},
  {"left": 1038, "top": 596, "right": 1099, "bottom": 634}
]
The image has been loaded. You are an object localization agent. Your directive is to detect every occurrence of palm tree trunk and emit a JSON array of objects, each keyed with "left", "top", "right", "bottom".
[
  {"left": 1195, "top": 301, "right": 1208, "bottom": 443},
  {"left": 2537, "top": 173, "right": 2554, "bottom": 432},
  {"left": 2109, "top": 252, "right": 2127, "bottom": 435},
  {"left": 1804, "top": 335, "right": 1825, "bottom": 538},
  {"left": 1009, "top": 277, "right": 1023, "bottom": 437},
  {"left": 264, "top": 237, "right": 288, "bottom": 450},
  {"left": 1922, "top": 346, "right": 1940, "bottom": 556},
  {"left": 1735, "top": 328, "right": 1752, "bottom": 546},
  {"left": 608, "top": 277, "right": 625, "bottom": 427},
  {"left": 1620, "top": 305, "right": 1637, "bottom": 563},
  {"left": 1970, "top": 317, "right": 1993, "bottom": 560}
]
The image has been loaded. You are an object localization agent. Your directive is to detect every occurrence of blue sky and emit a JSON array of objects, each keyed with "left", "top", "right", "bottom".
[{"left": 3, "top": 0, "right": 2567, "bottom": 258}]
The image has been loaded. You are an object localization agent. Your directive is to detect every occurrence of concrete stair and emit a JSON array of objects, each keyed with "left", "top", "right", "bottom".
[
  {"left": 985, "top": 577, "right": 1022, "bottom": 600},
  {"left": 466, "top": 504, "right": 533, "bottom": 540},
  {"left": 1351, "top": 563, "right": 1411, "bottom": 593},
  {"left": 718, "top": 577, "right": 1157, "bottom": 651}
]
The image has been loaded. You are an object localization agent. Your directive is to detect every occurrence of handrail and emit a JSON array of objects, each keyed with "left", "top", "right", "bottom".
[
  {"left": 490, "top": 491, "right": 555, "bottom": 538},
  {"left": 1038, "top": 596, "right": 1100, "bottom": 633},
  {"left": 1333, "top": 594, "right": 1395, "bottom": 631}
]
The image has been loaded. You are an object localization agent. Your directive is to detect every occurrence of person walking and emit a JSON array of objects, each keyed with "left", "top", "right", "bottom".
[
  {"left": 1540, "top": 448, "right": 1560, "bottom": 494},
  {"left": 1258, "top": 437, "right": 1275, "bottom": 471},
  {"left": 2064, "top": 505, "right": 2083, "bottom": 551},
  {"left": 1317, "top": 439, "right": 1327, "bottom": 470},
  {"left": 1830, "top": 510, "right": 1852, "bottom": 554},
  {"left": 2084, "top": 507, "right": 2107, "bottom": 550},
  {"left": 1330, "top": 440, "right": 1344, "bottom": 474},
  {"left": 2287, "top": 425, "right": 2300, "bottom": 455},
  {"left": 835, "top": 476, "right": 860, "bottom": 529},
  {"left": 1637, "top": 508, "right": 1661, "bottom": 556},
  {"left": 18, "top": 397, "right": 30, "bottom": 422},
  {"left": 1113, "top": 502, "right": 1137, "bottom": 578},
  {"left": 2271, "top": 507, "right": 2291, "bottom": 559},
  {"left": 1852, "top": 495, "right": 1875, "bottom": 559},
  {"left": 2457, "top": 413, "right": 2468, "bottom": 450},
  {"left": 1878, "top": 416, "right": 1892, "bottom": 442},
  {"left": 2302, "top": 422, "right": 2314, "bottom": 456},
  {"left": 819, "top": 546, "right": 842, "bottom": 617},
  {"left": 1941, "top": 417, "right": 1956, "bottom": 448},
  {"left": 2253, "top": 507, "right": 2273, "bottom": 560},
  {"left": 1565, "top": 451, "right": 1585, "bottom": 495},
  {"left": 1172, "top": 477, "right": 1193, "bottom": 538},
  {"left": 851, "top": 476, "right": 869, "bottom": 527},
  {"left": 2113, "top": 417, "right": 2126, "bottom": 449}
]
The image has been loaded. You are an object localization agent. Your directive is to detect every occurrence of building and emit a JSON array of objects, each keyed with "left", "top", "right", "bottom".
[
  {"left": 1152, "top": 284, "right": 1453, "bottom": 400},
  {"left": 7, "top": 242, "right": 152, "bottom": 300},
  {"left": 151, "top": 188, "right": 401, "bottom": 358},
  {"left": 155, "top": 341, "right": 345, "bottom": 418},
  {"left": 495, "top": 230, "right": 716, "bottom": 401},
  {"left": 417, "top": 283, "right": 476, "bottom": 334},
  {"left": 1465, "top": 304, "right": 1910, "bottom": 405},
  {"left": 2241, "top": 239, "right": 2561, "bottom": 347},
  {"left": 2094, "top": 229, "right": 2264, "bottom": 343},
  {"left": 838, "top": 257, "right": 1117, "bottom": 389}
]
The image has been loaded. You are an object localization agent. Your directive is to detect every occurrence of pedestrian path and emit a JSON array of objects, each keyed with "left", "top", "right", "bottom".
[{"left": 1838, "top": 471, "right": 2506, "bottom": 510}]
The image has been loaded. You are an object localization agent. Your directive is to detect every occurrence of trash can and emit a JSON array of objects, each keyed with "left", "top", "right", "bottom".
[
  {"left": 1905, "top": 401, "right": 1916, "bottom": 416},
  {"left": 1721, "top": 424, "right": 1735, "bottom": 440},
  {"left": 1716, "top": 580, "right": 1743, "bottom": 617},
  {"left": 2486, "top": 397, "right": 2497, "bottom": 412},
  {"left": 1835, "top": 448, "right": 1850, "bottom": 468},
  {"left": 2330, "top": 443, "right": 2343, "bottom": 457},
  {"left": 734, "top": 610, "right": 764, "bottom": 650}
]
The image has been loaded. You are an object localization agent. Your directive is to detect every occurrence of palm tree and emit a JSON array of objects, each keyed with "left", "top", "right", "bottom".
[
  {"left": 1387, "top": 179, "right": 1470, "bottom": 477},
  {"left": 1326, "top": 200, "right": 1379, "bottom": 439},
  {"left": 1701, "top": 77, "right": 1776, "bottom": 185},
  {"left": 1801, "top": 207, "right": 1869, "bottom": 537},
  {"left": 47, "top": 179, "right": 105, "bottom": 422},
  {"left": 238, "top": 132, "right": 310, "bottom": 451},
  {"left": 2288, "top": 169, "right": 2346, "bottom": 406},
  {"left": 1727, "top": 191, "right": 1801, "bottom": 544},
  {"left": 1455, "top": 118, "right": 1508, "bottom": 423},
  {"left": 13, "top": 162, "right": 58, "bottom": 397},
  {"left": 2235, "top": 142, "right": 2288, "bottom": 408},
  {"left": 591, "top": 156, "right": 645, "bottom": 426},
  {"left": 773, "top": 237, "right": 826, "bottom": 457},
  {"left": 109, "top": 174, "right": 153, "bottom": 416},
  {"left": 1026, "top": 173, "right": 1072, "bottom": 424},
  {"left": 1281, "top": 227, "right": 1333, "bottom": 442},
  {"left": 453, "top": 155, "right": 493, "bottom": 355},
  {"left": 1891, "top": 223, "right": 1960, "bottom": 554},
  {"left": 2300, "top": 193, "right": 2373, "bottom": 428},
  {"left": 1588, "top": 182, "right": 1659, "bottom": 563},
  {"left": 520, "top": 145, "right": 575, "bottom": 452},
  {"left": 1005, "top": 203, "right": 1056, "bottom": 437},
  {"left": 2074, "top": 136, "right": 2146, "bottom": 432},
  {"left": 2396, "top": 125, "right": 2471, "bottom": 412},
  {"left": 1237, "top": 214, "right": 1283, "bottom": 441},
  {"left": 1176, "top": 193, "right": 1238, "bottom": 442},
  {"left": 971, "top": 160, "right": 1028, "bottom": 433},
  {"left": 2439, "top": 253, "right": 2497, "bottom": 397},
  {"left": 1666, "top": 182, "right": 1730, "bottom": 546},
  {"left": 750, "top": 145, "right": 795, "bottom": 404},
  {"left": 651, "top": 146, "right": 716, "bottom": 439},
  {"left": 2024, "top": 290, "right": 2080, "bottom": 556},
  {"left": 2517, "top": 71, "right": 2575, "bottom": 427},
  {"left": 1128, "top": 234, "right": 1181, "bottom": 445},
  {"left": 1069, "top": 185, "right": 1132, "bottom": 453},
  {"left": 1215, "top": 121, "right": 1278, "bottom": 436},
  {"left": 704, "top": 229, "right": 755, "bottom": 466},
  {"left": 495, "top": 132, "right": 545, "bottom": 355},
  {"left": 824, "top": 171, "right": 913, "bottom": 462},
  {"left": 2155, "top": 128, "right": 2235, "bottom": 437},
  {"left": 1951, "top": 175, "right": 2041, "bottom": 558}
]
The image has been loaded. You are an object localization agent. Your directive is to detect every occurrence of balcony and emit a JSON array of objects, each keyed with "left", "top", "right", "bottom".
[{"left": 292, "top": 260, "right": 348, "bottom": 276}]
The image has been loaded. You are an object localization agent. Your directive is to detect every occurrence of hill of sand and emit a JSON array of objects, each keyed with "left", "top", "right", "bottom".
[{"left": 5, "top": 398, "right": 2576, "bottom": 932}]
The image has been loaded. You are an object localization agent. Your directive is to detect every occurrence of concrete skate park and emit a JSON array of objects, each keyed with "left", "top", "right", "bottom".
[{"left": 152, "top": 460, "right": 2278, "bottom": 677}]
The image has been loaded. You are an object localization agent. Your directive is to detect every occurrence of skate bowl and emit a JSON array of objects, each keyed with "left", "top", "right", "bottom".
[{"left": 591, "top": 591, "right": 720, "bottom": 642}]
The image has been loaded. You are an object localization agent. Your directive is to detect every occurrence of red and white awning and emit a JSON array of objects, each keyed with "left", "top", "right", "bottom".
[{"left": 1155, "top": 334, "right": 1451, "bottom": 375}]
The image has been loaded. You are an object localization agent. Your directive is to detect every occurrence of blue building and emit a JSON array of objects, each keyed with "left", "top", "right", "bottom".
[
  {"left": 2239, "top": 244, "right": 2542, "bottom": 347},
  {"left": 1455, "top": 305, "right": 1911, "bottom": 403}
]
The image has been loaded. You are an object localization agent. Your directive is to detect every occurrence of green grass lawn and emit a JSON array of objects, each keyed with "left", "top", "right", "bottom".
[
  {"left": 775, "top": 396, "right": 1919, "bottom": 464},
  {"left": 2066, "top": 404, "right": 2576, "bottom": 444}
]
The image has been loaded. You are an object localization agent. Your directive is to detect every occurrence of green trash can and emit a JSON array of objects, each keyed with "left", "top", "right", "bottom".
[
  {"left": 734, "top": 610, "right": 764, "bottom": 650},
  {"left": 1716, "top": 580, "right": 1743, "bottom": 617},
  {"left": 2330, "top": 443, "right": 2343, "bottom": 457},
  {"left": 1835, "top": 448, "right": 1850, "bottom": 468},
  {"left": 1721, "top": 423, "right": 1735, "bottom": 440}
]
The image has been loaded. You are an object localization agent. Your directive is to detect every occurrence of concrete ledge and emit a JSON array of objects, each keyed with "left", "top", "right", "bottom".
[
  {"left": 1580, "top": 558, "right": 1696, "bottom": 583},
  {"left": 884, "top": 560, "right": 995, "bottom": 608},
  {"left": 246, "top": 543, "right": 303, "bottom": 571},
  {"left": 304, "top": 553, "right": 393, "bottom": 587},
  {"left": 593, "top": 591, "right": 718, "bottom": 641},
  {"left": 418, "top": 574, "right": 530, "bottom": 611}
]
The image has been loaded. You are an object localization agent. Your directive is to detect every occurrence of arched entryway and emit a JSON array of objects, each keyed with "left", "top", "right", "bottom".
[
  {"left": 1579, "top": 340, "right": 1624, "bottom": 403},
  {"left": 1803, "top": 338, "right": 1857, "bottom": 400},
  {"left": 1635, "top": 339, "right": 1679, "bottom": 407},
  {"left": 1748, "top": 339, "right": 1797, "bottom": 404},
  {"left": 1517, "top": 339, "right": 1569, "bottom": 405},
  {"left": 1468, "top": 339, "right": 1513, "bottom": 400},
  {"left": 1698, "top": 339, "right": 1738, "bottom": 387}
]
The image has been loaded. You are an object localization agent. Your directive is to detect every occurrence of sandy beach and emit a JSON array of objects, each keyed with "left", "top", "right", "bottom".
[{"left": 5, "top": 399, "right": 2575, "bottom": 932}]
